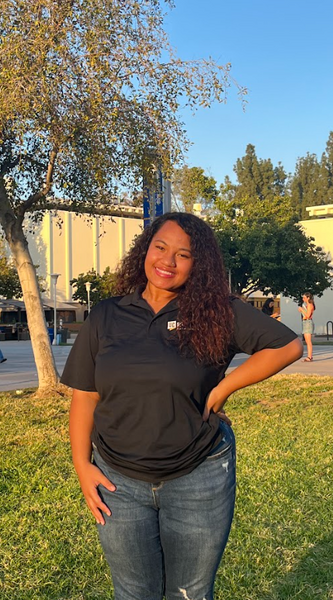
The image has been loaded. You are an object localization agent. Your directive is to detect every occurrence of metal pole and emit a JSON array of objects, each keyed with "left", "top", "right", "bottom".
[
  {"left": 85, "top": 281, "right": 91, "bottom": 314},
  {"left": 53, "top": 279, "right": 57, "bottom": 345},
  {"left": 50, "top": 274, "right": 60, "bottom": 345}
]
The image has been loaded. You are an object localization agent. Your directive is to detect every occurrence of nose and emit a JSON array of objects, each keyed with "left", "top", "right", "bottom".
[{"left": 162, "top": 252, "right": 176, "bottom": 267}]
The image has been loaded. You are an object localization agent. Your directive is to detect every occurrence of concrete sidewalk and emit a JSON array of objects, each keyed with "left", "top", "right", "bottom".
[
  {"left": 0, "top": 340, "right": 72, "bottom": 392},
  {"left": 0, "top": 339, "right": 333, "bottom": 392},
  {"left": 228, "top": 344, "right": 333, "bottom": 377}
]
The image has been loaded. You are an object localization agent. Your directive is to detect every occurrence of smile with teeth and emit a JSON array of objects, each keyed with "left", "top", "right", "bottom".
[{"left": 155, "top": 267, "right": 175, "bottom": 278}]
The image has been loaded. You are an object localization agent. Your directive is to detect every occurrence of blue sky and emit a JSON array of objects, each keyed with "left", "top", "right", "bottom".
[{"left": 165, "top": 0, "right": 333, "bottom": 184}]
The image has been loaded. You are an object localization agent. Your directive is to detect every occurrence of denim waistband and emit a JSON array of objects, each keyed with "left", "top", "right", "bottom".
[{"left": 208, "top": 420, "right": 234, "bottom": 457}]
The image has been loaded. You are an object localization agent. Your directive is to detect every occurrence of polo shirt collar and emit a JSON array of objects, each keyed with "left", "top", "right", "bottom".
[{"left": 118, "top": 287, "right": 178, "bottom": 314}]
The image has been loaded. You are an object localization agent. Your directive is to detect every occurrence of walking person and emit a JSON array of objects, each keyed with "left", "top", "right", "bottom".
[
  {"left": 0, "top": 347, "right": 7, "bottom": 363},
  {"left": 61, "top": 212, "right": 303, "bottom": 600},
  {"left": 298, "top": 292, "right": 316, "bottom": 362}
]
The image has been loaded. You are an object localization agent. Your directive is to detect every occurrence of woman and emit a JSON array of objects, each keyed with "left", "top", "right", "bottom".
[
  {"left": 298, "top": 292, "right": 316, "bottom": 362},
  {"left": 262, "top": 298, "right": 280, "bottom": 319},
  {"left": 61, "top": 212, "right": 303, "bottom": 600}
]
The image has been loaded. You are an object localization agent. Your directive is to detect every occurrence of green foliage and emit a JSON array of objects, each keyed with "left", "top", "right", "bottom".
[
  {"left": 213, "top": 144, "right": 332, "bottom": 299},
  {"left": 218, "top": 132, "right": 333, "bottom": 225},
  {"left": 0, "top": 0, "right": 245, "bottom": 221},
  {"left": 214, "top": 219, "right": 332, "bottom": 299},
  {"left": 290, "top": 131, "right": 333, "bottom": 218},
  {"left": 216, "top": 144, "right": 297, "bottom": 226},
  {"left": 172, "top": 166, "right": 218, "bottom": 213},
  {"left": 218, "top": 143, "right": 292, "bottom": 220},
  {"left": 70, "top": 267, "right": 117, "bottom": 306},
  {"left": 1, "top": 375, "right": 333, "bottom": 599},
  {"left": 233, "top": 144, "right": 288, "bottom": 203},
  {"left": 290, "top": 153, "right": 321, "bottom": 219}
]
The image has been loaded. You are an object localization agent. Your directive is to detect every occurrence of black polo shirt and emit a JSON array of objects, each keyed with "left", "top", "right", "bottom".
[{"left": 61, "top": 290, "right": 297, "bottom": 482}]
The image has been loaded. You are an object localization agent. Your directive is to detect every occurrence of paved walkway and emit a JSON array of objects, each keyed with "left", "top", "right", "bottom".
[
  {"left": 0, "top": 339, "right": 333, "bottom": 392},
  {"left": 228, "top": 344, "right": 333, "bottom": 377}
]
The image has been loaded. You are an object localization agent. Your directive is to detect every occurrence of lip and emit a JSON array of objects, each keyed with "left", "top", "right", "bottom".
[{"left": 154, "top": 267, "right": 175, "bottom": 278}]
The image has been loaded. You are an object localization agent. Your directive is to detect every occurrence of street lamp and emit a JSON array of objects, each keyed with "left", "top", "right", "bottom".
[
  {"left": 50, "top": 273, "right": 60, "bottom": 345},
  {"left": 85, "top": 281, "right": 92, "bottom": 314}
]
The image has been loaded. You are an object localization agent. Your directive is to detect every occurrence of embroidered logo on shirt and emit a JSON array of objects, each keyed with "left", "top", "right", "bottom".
[{"left": 167, "top": 320, "right": 177, "bottom": 331}]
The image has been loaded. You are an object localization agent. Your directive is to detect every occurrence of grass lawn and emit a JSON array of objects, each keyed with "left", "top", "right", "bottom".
[{"left": 1, "top": 375, "right": 333, "bottom": 600}]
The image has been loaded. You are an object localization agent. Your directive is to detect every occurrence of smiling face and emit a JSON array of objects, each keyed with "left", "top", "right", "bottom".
[{"left": 144, "top": 220, "right": 194, "bottom": 295}]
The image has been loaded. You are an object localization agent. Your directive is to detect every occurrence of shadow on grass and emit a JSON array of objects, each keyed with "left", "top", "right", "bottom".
[{"left": 261, "top": 532, "right": 333, "bottom": 600}]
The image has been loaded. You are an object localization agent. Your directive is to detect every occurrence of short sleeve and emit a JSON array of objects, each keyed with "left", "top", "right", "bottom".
[
  {"left": 231, "top": 297, "right": 298, "bottom": 355},
  {"left": 60, "top": 310, "right": 99, "bottom": 391}
]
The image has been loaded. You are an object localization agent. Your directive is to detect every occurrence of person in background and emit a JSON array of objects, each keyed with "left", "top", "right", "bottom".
[
  {"left": 61, "top": 212, "right": 303, "bottom": 600},
  {"left": 262, "top": 298, "right": 280, "bottom": 320},
  {"left": 0, "top": 347, "right": 7, "bottom": 363},
  {"left": 298, "top": 292, "right": 316, "bottom": 362}
]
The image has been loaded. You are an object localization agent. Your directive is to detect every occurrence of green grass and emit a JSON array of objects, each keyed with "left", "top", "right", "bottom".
[{"left": 1, "top": 375, "right": 333, "bottom": 600}]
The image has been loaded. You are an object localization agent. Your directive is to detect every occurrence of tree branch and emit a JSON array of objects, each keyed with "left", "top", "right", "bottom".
[
  {"left": 242, "top": 282, "right": 261, "bottom": 297},
  {"left": 17, "top": 148, "right": 58, "bottom": 224},
  {"left": 0, "top": 156, "right": 21, "bottom": 175}
]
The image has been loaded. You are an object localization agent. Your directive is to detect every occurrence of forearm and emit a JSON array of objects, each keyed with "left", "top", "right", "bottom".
[
  {"left": 69, "top": 389, "right": 100, "bottom": 474},
  {"left": 300, "top": 307, "right": 311, "bottom": 319},
  {"left": 69, "top": 389, "right": 115, "bottom": 525},
  {"left": 208, "top": 338, "right": 303, "bottom": 414}
]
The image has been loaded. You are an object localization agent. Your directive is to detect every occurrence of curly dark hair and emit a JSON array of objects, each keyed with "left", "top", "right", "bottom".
[{"left": 115, "top": 212, "right": 234, "bottom": 364}]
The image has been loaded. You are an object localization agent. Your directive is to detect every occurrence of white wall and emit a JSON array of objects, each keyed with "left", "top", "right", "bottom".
[
  {"left": 280, "top": 216, "right": 333, "bottom": 335},
  {"left": 26, "top": 211, "right": 143, "bottom": 303}
]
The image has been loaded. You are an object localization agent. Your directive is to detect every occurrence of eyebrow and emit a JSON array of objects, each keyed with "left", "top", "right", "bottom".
[{"left": 154, "top": 238, "right": 192, "bottom": 253}]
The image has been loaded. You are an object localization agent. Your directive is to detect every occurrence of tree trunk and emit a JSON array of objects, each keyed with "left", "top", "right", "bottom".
[{"left": 7, "top": 226, "right": 59, "bottom": 390}]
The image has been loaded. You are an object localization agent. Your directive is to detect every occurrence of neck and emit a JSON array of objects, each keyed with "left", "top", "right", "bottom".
[{"left": 142, "top": 283, "right": 178, "bottom": 311}]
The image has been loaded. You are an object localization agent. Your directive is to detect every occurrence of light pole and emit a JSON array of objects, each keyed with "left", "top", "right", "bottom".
[
  {"left": 85, "top": 281, "right": 92, "bottom": 314},
  {"left": 50, "top": 273, "right": 60, "bottom": 345}
]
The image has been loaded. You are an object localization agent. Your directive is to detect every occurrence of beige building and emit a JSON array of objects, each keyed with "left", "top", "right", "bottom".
[
  {"left": 26, "top": 209, "right": 143, "bottom": 318},
  {"left": 280, "top": 205, "right": 333, "bottom": 336}
]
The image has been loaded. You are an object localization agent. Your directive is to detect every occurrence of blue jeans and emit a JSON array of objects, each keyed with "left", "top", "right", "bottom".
[{"left": 93, "top": 422, "right": 236, "bottom": 600}]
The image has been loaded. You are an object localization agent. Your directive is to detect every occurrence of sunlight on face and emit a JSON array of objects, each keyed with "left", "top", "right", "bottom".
[{"left": 144, "top": 221, "right": 194, "bottom": 294}]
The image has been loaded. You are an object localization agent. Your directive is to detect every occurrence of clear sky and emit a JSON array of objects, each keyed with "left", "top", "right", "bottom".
[{"left": 165, "top": 0, "right": 333, "bottom": 184}]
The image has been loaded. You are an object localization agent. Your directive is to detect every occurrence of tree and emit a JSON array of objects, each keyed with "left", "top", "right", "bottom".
[
  {"left": 290, "top": 131, "right": 333, "bottom": 218},
  {"left": 217, "top": 144, "right": 296, "bottom": 225},
  {"left": 233, "top": 144, "right": 288, "bottom": 203},
  {"left": 0, "top": 238, "right": 46, "bottom": 299},
  {"left": 316, "top": 132, "right": 333, "bottom": 207},
  {"left": 290, "top": 153, "right": 321, "bottom": 218},
  {"left": 213, "top": 144, "right": 332, "bottom": 299},
  {"left": 214, "top": 219, "right": 332, "bottom": 300},
  {"left": 172, "top": 166, "right": 218, "bottom": 213},
  {"left": 71, "top": 268, "right": 117, "bottom": 306},
  {"left": 0, "top": 0, "right": 245, "bottom": 391}
]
